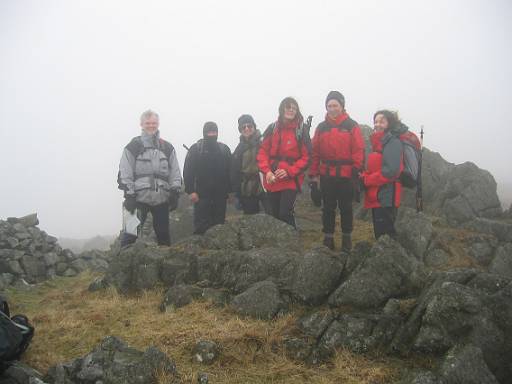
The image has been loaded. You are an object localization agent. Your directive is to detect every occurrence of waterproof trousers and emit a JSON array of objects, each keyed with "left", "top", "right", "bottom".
[
  {"left": 265, "top": 190, "right": 297, "bottom": 228},
  {"left": 320, "top": 176, "right": 353, "bottom": 235},
  {"left": 121, "top": 202, "right": 170, "bottom": 247},
  {"left": 194, "top": 195, "right": 227, "bottom": 235},
  {"left": 371, "top": 207, "right": 397, "bottom": 239}
]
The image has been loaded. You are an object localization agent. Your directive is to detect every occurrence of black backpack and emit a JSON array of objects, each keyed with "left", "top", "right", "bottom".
[{"left": 0, "top": 296, "right": 34, "bottom": 372}]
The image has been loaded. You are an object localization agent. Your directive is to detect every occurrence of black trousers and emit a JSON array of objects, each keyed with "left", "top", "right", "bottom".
[
  {"left": 240, "top": 196, "right": 266, "bottom": 215},
  {"left": 265, "top": 190, "right": 297, "bottom": 228},
  {"left": 372, "top": 207, "right": 397, "bottom": 239},
  {"left": 194, "top": 195, "right": 227, "bottom": 235},
  {"left": 320, "top": 176, "right": 353, "bottom": 234},
  {"left": 121, "top": 202, "right": 170, "bottom": 247}
]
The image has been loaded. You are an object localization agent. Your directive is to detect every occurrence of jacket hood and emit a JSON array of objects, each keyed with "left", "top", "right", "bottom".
[{"left": 239, "top": 129, "right": 261, "bottom": 144}]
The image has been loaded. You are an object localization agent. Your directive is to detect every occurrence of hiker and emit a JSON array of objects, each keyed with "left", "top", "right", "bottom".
[
  {"left": 118, "top": 110, "right": 182, "bottom": 247},
  {"left": 231, "top": 114, "right": 266, "bottom": 214},
  {"left": 257, "top": 97, "right": 311, "bottom": 228},
  {"left": 309, "top": 91, "right": 365, "bottom": 252},
  {"left": 361, "top": 110, "right": 406, "bottom": 239},
  {"left": 183, "top": 121, "right": 232, "bottom": 234}
]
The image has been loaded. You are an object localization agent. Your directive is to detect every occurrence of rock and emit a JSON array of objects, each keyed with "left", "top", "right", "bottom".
[
  {"left": 290, "top": 247, "right": 344, "bottom": 305},
  {"left": 424, "top": 249, "right": 450, "bottom": 268},
  {"left": 1, "top": 361, "right": 48, "bottom": 384},
  {"left": 55, "top": 263, "right": 68, "bottom": 275},
  {"left": 488, "top": 243, "right": 512, "bottom": 279},
  {"left": 465, "top": 239, "right": 496, "bottom": 266},
  {"left": 398, "top": 370, "right": 439, "bottom": 384},
  {"left": 396, "top": 208, "right": 434, "bottom": 260},
  {"left": 192, "top": 340, "right": 219, "bottom": 364},
  {"left": 20, "top": 256, "right": 46, "bottom": 283},
  {"left": 88, "top": 277, "right": 110, "bottom": 292},
  {"left": 63, "top": 268, "right": 77, "bottom": 277},
  {"left": 70, "top": 258, "right": 89, "bottom": 273},
  {"left": 201, "top": 287, "right": 230, "bottom": 307},
  {"left": 160, "top": 284, "right": 203, "bottom": 312},
  {"left": 318, "top": 313, "right": 401, "bottom": 354},
  {"left": 42, "top": 252, "right": 59, "bottom": 267},
  {"left": 439, "top": 344, "right": 499, "bottom": 384},
  {"left": 45, "top": 336, "right": 179, "bottom": 384},
  {"left": 231, "top": 281, "right": 287, "bottom": 319},
  {"left": 197, "top": 372, "right": 209, "bottom": 384},
  {"left": 297, "top": 310, "right": 336, "bottom": 339},
  {"left": 328, "top": 236, "right": 421, "bottom": 308},
  {"left": 16, "top": 213, "right": 39, "bottom": 228}
]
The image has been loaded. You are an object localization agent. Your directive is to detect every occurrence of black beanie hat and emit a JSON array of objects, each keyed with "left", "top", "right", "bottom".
[
  {"left": 237, "top": 114, "right": 256, "bottom": 132},
  {"left": 203, "top": 121, "right": 218, "bottom": 137},
  {"left": 325, "top": 91, "right": 345, "bottom": 108}
]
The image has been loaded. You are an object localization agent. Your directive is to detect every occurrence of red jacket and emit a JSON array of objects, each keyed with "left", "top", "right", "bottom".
[
  {"left": 309, "top": 113, "right": 365, "bottom": 178},
  {"left": 362, "top": 130, "right": 403, "bottom": 208},
  {"left": 257, "top": 119, "right": 311, "bottom": 192}
]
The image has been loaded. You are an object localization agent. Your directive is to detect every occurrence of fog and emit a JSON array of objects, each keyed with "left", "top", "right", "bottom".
[{"left": 1, "top": 0, "right": 511, "bottom": 238}]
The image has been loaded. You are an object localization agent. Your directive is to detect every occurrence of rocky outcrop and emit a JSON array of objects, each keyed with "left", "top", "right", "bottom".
[
  {"left": 44, "top": 336, "right": 179, "bottom": 384},
  {"left": 0, "top": 214, "right": 110, "bottom": 289}
]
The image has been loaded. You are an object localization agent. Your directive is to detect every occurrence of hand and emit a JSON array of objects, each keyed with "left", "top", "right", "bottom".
[
  {"left": 189, "top": 192, "right": 199, "bottom": 203},
  {"left": 274, "top": 168, "right": 288, "bottom": 180},
  {"left": 352, "top": 167, "right": 361, "bottom": 179},
  {"left": 123, "top": 196, "right": 137, "bottom": 213},
  {"left": 266, "top": 171, "right": 276, "bottom": 184},
  {"left": 168, "top": 190, "right": 180, "bottom": 211}
]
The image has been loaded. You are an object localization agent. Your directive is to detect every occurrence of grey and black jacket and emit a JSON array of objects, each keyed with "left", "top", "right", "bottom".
[
  {"left": 230, "top": 130, "right": 264, "bottom": 197},
  {"left": 119, "top": 130, "right": 182, "bottom": 206}
]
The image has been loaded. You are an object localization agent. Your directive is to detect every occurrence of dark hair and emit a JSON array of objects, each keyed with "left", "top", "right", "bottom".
[
  {"left": 373, "top": 110, "right": 400, "bottom": 130},
  {"left": 278, "top": 97, "right": 303, "bottom": 123}
]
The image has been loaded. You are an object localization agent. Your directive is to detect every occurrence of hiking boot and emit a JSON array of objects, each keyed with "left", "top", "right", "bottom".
[
  {"left": 323, "top": 235, "right": 335, "bottom": 250},
  {"left": 341, "top": 233, "right": 352, "bottom": 252}
]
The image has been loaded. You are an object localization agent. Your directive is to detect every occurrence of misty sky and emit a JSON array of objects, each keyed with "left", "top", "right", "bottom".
[{"left": 1, "top": 0, "right": 511, "bottom": 238}]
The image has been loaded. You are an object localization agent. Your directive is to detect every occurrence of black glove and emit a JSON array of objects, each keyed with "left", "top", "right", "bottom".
[
  {"left": 168, "top": 190, "right": 180, "bottom": 211},
  {"left": 123, "top": 196, "right": 137, "bottom": 213},
  {"left": 309, "top": 182, "right": 322, "bottom": 207}
]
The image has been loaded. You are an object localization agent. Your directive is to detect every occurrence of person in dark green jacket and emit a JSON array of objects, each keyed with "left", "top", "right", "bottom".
[{"left": 231, "top": 114, "right": 266, "bottom": 214}]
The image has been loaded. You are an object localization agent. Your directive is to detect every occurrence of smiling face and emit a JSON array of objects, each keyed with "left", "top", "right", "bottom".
[
  {"left": 326, "top": 99, "right": 344, "bottom": 119},
  {"left": 141, "top": 115, "right": 159, "bottom": 135},
  {"left": 283, "top": 102, "right": 298, "bottom": 121},
  {"left": 240, "top": 123, "right": 255, "bottom": 138},
  {"left": 373, "top": 113, "right": 389, "bottom": 132}
]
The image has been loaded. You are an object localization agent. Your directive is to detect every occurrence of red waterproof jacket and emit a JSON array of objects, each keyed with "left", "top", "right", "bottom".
[
  {"left": 362, "top": 129, "right": 403, "bottom": 208},
  {"left": 309, "top": 113, "right": 365, "bottom": 178},
  {"left": 257, "top": 119, "right": 311, "bottom": 192}
]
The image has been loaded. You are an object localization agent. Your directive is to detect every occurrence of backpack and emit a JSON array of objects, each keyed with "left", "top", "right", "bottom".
[
  {"left": 263, "top": 116, "right": 313, "bottom": 160},
  {"left": 117, "top": 137, "right": 174, "bottom": 191},
  {"left": 397, "top": 130, "right": 422, "bottom": 189},
  {"left": 0, "top": 297, "right": 34, "bottom": 372}
]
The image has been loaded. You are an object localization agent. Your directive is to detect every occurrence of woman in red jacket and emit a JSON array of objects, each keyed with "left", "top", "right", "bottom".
[
  {"left": 257, "top": 97, "right": 311, "bottom": 228},
  {"left": 309, "top": 91, "right": 365, "bottom": 251},
  {"left": 361, "top": 110, "right": 405, "bottom": 239}
]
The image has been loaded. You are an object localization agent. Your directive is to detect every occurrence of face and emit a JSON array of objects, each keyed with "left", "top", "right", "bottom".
[
  {"left": 240, "top": 123, "right": 255, "bottom": 138},
  {"left": 206, "top": 130, "right": 218, "bottom": 137},
  {"left": 141, "top": 115, "right": 159, "bottom": 135},
  {"left": 326, "top": 99, "right": 343, "bottom": 119},
  {"left": 283, "top": 102, "right": 298, "bottom": 121},
  {"left": 374, "top": 114, "right": 389, "bottom": 131}
]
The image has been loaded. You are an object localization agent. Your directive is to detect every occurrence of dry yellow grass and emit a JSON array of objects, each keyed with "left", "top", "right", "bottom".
[{"left": 4, "top": 270, "right": 424, "bottom": 384}]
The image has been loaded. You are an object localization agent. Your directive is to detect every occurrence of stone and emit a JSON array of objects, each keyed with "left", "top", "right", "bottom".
[
  {"left": 16, "top": 213, "right": 39, "bottom": 228},
  {"left": 160, "top": 284, "right": 203, "bottom": 312},
  {"left": 463, "top": 218, "right": 512, "bottom": 242},
  {"left": 439, "top": 344, "right": 499, "bottom": 384},
  {"left": 396, "top": 208, "right": 434, "bottom": 260},
  {"left": 488, "top": 243, "right": 512, "bottom": 279},
  {"left": 43, "top": 252, "right": 59, "bottom": 267},
  {"left": 297, "top": 310, "right": 336, "bottom": 339},
  {"left": 424, "top": 249, "right": 450, "bottom": 268},
  {"left": 328, "top": 236, "right": 420, "bottom": 308},
  {"left": 192, "top": 340, "right": 219, "bottom": 364},
  {"left": 70, "top": 258, "right": 89, "bottom": 272},
  {"left": 88, "top": 277, "right": 110, "bottom": 292},
  {"left": 45, "top": 336, "right": 179, "bottom": 384},
  {"left": 63, "top": 268, "right": 77, "bottom": 277},
  {"left": 231, "top": 281, "right": 287, "bottom": 319},
  {"left": 2, "top": 361, "right": 48, "bottom": 384},
  {"left": 290, "top": 246, "right": 344, "bottom": 305}
]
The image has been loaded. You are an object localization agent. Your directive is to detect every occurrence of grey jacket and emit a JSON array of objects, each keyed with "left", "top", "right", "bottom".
[
  {"left": 377, "top": 124, "right": 406, "bottom": 207},
  {"left": 119, "top": 130, "right": 182, "bottom": 206}
]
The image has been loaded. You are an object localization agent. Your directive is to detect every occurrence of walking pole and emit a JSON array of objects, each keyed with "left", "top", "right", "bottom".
[{"left": 416, "top": 126, "right": 424, "bottom": 213}]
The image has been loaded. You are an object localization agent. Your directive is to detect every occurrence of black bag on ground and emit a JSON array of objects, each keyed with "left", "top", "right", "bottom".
[{"left": 0, "top": 296, "right": 34, "bottom": 372}]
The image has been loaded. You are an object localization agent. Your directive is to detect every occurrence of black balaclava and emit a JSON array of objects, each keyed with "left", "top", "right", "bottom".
[{"left": 203, "top": 121, "right": 218, "bottom": 147}]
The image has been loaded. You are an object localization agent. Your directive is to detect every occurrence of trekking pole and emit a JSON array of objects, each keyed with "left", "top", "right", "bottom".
[
  {"left": 416, "top": 126, "right": 424, "bottom": 213},
  {"left": 183, "top": 144, "right": 190, "bottom": 151}
]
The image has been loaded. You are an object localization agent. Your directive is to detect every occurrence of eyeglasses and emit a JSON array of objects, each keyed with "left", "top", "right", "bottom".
[{"left": 241, "top": 124, "right": 254, "bottom": 129}]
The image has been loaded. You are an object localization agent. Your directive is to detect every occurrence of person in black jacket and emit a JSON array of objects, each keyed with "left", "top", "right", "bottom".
[
  {"left": 184, "top": 121, "right": 232, "bottom": 234},
  {"left": 231, "top": 114, "right": 265, "bottom": 214}
]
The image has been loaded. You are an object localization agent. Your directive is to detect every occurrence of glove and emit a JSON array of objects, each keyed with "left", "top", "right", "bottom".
[
  {"left": 309, "top": 182, "right": 322, "bottom": 207},
  {"left": 123, "top": 196, "right": 137, "bottom": 213},
  {"left": 351, "top": 167, "right": 361, "bottom": 179},
  {"left": 168, "top": 190, "right": 180, "bottom": 211}
]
